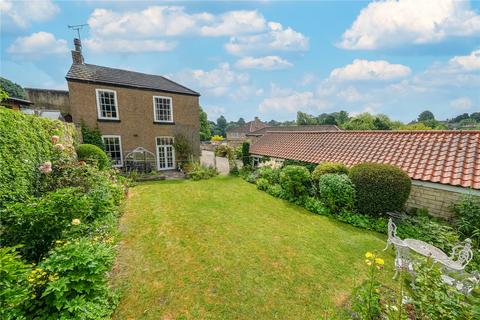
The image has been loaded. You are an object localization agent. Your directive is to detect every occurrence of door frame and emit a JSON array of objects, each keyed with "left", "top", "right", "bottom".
[{"left": 155, "top": 136, "right": 175, "bottom": 170}]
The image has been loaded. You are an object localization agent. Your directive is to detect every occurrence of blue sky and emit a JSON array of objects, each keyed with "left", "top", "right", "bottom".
[{"left": 1, "top": 0, "right": 479, "bottom": 123}]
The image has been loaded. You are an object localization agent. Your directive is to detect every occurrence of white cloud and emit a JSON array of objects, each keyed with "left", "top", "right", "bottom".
[
  {"left": 204, "top": 106, "right": 226, "bottom": 119},
  {"left": 0, "top": 0, "right": 59, "bottom": 28},
  {"left": 339, "top": 0, "right": 480, "bottom": 50},
  {"left": 84, "top": 38, "right": 177, "bottom": 53},
  {"left": 225, "top": 22, "right": 308, "bottom": 55},
  {"left": 88, "top": 7, "right": 213, "bottom": 38},
  {"left": 450, "top": 97, "right": 473, "bottom": 110},
  {"left": 259, "top": 84, "right": 325, "bottom": 113},
  {"left": 200, "top": 10, "right": 266, "bottom": 36},
  {"left": 235, "top": 56, "right": 292, "bottom": 70},
  {"left": 7, "top": 32, "right": 68, "bottom": 56},
  {"left": 329, "top": 59, "right": 412, "bottom": 81},
  {"left": 449, "top": 49, "right": 480, "bottom": 71},
  {"left": 176, "top": 63, "right": 251, "bottom": 97}
]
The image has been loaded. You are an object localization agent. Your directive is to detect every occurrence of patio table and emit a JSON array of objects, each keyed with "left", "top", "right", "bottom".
[{"left": 404, "top": 238, "right": 450, "bottom": 265}]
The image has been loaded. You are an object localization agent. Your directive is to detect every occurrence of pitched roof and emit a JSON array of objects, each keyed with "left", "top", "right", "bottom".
[
  {"left": 66, "top": 63, "right": 200, "bottom": 96},
  {"left": 228, "top": 119, "right": 268, "bottom": 134},
  {"left": 250, "top": 130, "right": 480, "bottom": 189},
  {"left": 247, "top": 125, "right": 341, "bottom": 136}
]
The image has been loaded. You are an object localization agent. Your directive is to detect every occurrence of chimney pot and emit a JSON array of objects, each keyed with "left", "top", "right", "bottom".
[{"left": 71, "top": 38, "right": 84, "bottom": 64}]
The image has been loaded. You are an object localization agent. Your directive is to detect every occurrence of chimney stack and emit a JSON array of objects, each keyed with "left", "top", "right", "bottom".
[{"left": 71, "top": 38, "right": 84, "bottom": 64}]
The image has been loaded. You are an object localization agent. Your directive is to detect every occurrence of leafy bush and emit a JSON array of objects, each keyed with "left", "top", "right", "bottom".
[
  {"left": 282, "top": 159, "right": 316, "bottom": 172},
  {"left": 408, "top": 260, "right": 474, "bottom": 320},
  {"left": 318, "top": 174, "right": 355, "bottom": 213},
  {"left": 257, "top": 166, "right": 281, "bottom": 185},
  {"left": 76, "top": 144, "right": 110, "bottom": 170},
  {"left": 0, "top": 188, "right": 93, "bottom": 262},
  {"left": 349, "top": 163, "right": 411, "bottom": 216},
  {"left": 187, "top": 162, "right": 218, "bottom": 181},
  {"left": 215, "top": 144, "right": 234, "bottom": 159},
  {"left": 80, "top": 122, "right": 104, "bottom": 150},
  {"left": 241, "top": 142, "right": 251, "bottom": 166},
  {"left": 336, "top": 210, "right": 387, "bottom": 233},
  {"left": 256, "top": 178, "right": 269, "bottom": 191},
  {"left": 0, "top": 107, "right": 68, "bottom": 204},
  {"left": 304, "top": 197, "right": 330, "bottom": 215},
  {"left": 311, "top": 162, "right": 349, "bottom": 182},
  {"left": 173, "top": 134, "right": 193, "bottom": 163},
  {"left": 265, "top": 184, "right": 284, "bottom": 198},
  {"left": 0, "top": 247, "right": 32, "bottom": 320},
  {"left": 279, "top": 165, "right": 311, "bottom": 199},
  {"left": 36, "top": 239, "right": 117, "bottom": 319},
  {"left": 452, "top": 195, "right": 480, "bottom": 246}
]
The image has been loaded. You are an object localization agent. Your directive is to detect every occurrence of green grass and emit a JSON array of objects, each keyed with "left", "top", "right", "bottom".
[{"left": 112, "top": 176, "right": 394, "bottom": 319}]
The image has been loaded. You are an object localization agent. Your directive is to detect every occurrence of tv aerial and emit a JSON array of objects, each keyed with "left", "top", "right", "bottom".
[{"left": 68, "top": 24, "right": 88, "bottom": 39}]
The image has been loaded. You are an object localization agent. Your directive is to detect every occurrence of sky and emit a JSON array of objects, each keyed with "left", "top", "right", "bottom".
[{"left": 1, "top": 0, "right": 479, "bottom": 123}]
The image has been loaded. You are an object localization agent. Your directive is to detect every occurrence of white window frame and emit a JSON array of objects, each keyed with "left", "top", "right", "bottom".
[
  {"left": 96, "top": 89, "right": 119, "bottom": 120},
  {"left": 102, "top": 135, "right": 123, "bottom": 167},
  {"left": 155, "top": 136, "right": 175, "bottom": 170},
  {"left": 152, "top": 96, "right": 174, "bottom": 123}
]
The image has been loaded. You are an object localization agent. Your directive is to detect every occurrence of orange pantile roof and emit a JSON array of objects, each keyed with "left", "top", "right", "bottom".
[{"left": 250, "top": 130, "right": 480, "bottom": 189}]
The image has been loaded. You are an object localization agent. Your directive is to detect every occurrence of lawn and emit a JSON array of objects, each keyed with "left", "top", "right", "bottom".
[{"left": 112, "top": 176, "right": 394, "bottom": 319}]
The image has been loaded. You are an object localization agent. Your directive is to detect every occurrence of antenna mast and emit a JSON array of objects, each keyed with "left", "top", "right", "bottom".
[{"left": 68, "top": 24, "right": 88, "bottom": 39}]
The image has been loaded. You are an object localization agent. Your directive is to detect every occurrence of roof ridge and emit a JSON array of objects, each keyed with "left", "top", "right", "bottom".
[{"left": 263, "top": 130, "right": 480, "bottom": 134}]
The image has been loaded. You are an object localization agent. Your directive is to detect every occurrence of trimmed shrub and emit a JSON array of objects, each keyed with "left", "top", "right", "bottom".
[
  {"left": 283, "top": 159, "right": 316, "bottom": 172},
  {"left": 349, "top": 163, "right": 411, "bottom": 216},
  {"left": 0, "top": 107, "right": 71, "bottom": 204},
  {"left": 279, "top": 165, "right": 311, "bottom": 199},
  {"left": 311, "top": 162, "right": 349, "bottom": 182},
  {"left": 256, "top": 178, "right": 269, "bottom": 191},
  {"left": 76, "top": 144, "right": 110, "bottom": 170},
  {"left": 242, "top": 142, "right": 251, "bottom": 166},
  {"left": 318, "top": 174, "right": 355, "bottom": 213},
  {"left": 257, "top": 166, "right": 281, "bottom": 185}
]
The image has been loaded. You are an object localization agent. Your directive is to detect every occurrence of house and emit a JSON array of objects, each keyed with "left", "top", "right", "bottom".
[
  {"left": 66, "top": 38, "right": 201, "bottom": 170},
  {"left": 250, "top": 130, "right": 480, "bottom": 218},
  {"left": 2, "top": 96, "right": 33, "bottom": 111},
  {"left": 246, "top": 125, "right": 341, "bottom": 144},
  {"left": 226, "top": 117, "right": 267, "bottom": 146}
]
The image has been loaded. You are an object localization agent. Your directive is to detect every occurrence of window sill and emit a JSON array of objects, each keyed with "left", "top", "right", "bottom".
[
  {"left": 153, "top": 121, "right": 175, "bottom": 125},
  {"left": 98, "top": 119, "right": 121, "bottom": 123}
]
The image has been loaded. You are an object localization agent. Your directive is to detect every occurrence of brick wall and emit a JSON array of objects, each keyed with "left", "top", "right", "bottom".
[{"left": 406, "top": 181, "right": 480, "bottom": 219}]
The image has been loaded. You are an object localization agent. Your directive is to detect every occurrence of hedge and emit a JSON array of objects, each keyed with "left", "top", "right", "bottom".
[
  {"left": 0, "top": 107, "right": 75, "bottom": 205},
  {"left": 349, "top": 162, "right": 411, "bottom": 216},
  {"left": 311, "top": 162, "right": 349, "bottom": 182}
]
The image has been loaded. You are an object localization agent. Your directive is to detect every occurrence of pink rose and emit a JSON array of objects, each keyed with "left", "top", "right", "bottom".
[
  {"left": 54, "top": 144, "right": 65, "bottom": 151},
  {"left": 39, "top": 161, "right": 52, "bottom": 174},
  {"left": 51, "top": 135, "right": 60, "bottom": 144}
]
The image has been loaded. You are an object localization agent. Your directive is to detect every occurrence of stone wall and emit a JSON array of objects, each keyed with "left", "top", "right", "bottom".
[
  {"left": 25, "top": 88, "right": 70, "bottom": 115},
  {"left": 406, "top": 181, "right": 480, "bottom": 219}
]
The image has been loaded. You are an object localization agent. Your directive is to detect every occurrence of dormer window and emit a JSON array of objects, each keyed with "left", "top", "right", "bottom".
[
  {"left": 153, "top": 96, "right": 173, "bottom": 123},
  {"left": 96, "top": 89, "right": 119, "bottom": 120}
]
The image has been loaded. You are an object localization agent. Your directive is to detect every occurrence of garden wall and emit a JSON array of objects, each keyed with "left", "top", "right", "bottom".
[{"left": 407, "top": 181, "right": 480, "bottom": 219}]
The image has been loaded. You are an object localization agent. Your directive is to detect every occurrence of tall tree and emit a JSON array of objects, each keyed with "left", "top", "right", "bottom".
[
  {"left": 199, "top": 107, "right": 211, "bottom": 141},
  {"left": 296, "top": 111, "right": 318, "bottom": 125},
  {"left": 417, "top": 110, "right": 435, "bottom": 122},
  {"left": 343, "top": 113, "right": 377, "bottom": 130},
  {"left": 216, "top": 115, "right": 228, "bottom": 137},
  {"left": 0, "top": 77, "right": 26, "bottom": 99},
  {"left": 334, "top": 110, "right": 350, "bottom": 125},
  {"left": 237, "top": 117, "right": 246, "bottom": 126}
]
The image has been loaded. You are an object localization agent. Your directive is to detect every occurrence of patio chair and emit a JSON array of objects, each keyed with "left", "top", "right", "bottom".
[
  {"left": 392, "top": 240, "right": 414, "bottom": 279},
  {"left": 440, "top": 239, "right": 474, "bottom": 273},
  {"left": 383, "top": 218, "right": 404, "bottom": 251},
  {"left": 441, "top": 271, "right": 479, "bottom": 295}
]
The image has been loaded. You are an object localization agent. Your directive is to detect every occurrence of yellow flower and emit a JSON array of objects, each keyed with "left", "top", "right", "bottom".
[
  {"left": 375, "top": 258, "right": 385, "bottom": 265},
  {"left": 71, "top": 218, "right": 81, "bottom": 225},
  {"left": 365, "top": 252, "right": 374, "bottom": 259}
]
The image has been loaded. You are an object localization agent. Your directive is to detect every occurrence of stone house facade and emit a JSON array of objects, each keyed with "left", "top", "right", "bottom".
[
  {"left": 66, "top": 39, "right": 200, "bottom": 170},
  {"left": 249, "top": 130, "right": 480, "bottom": 218},
  {"left": 226, "top": 117, "right": 267, "bottom": 147}
]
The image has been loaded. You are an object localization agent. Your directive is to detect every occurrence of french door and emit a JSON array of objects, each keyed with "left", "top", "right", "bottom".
[{"left": 156, "top": 137, "right": 175, "bottom": 170}]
